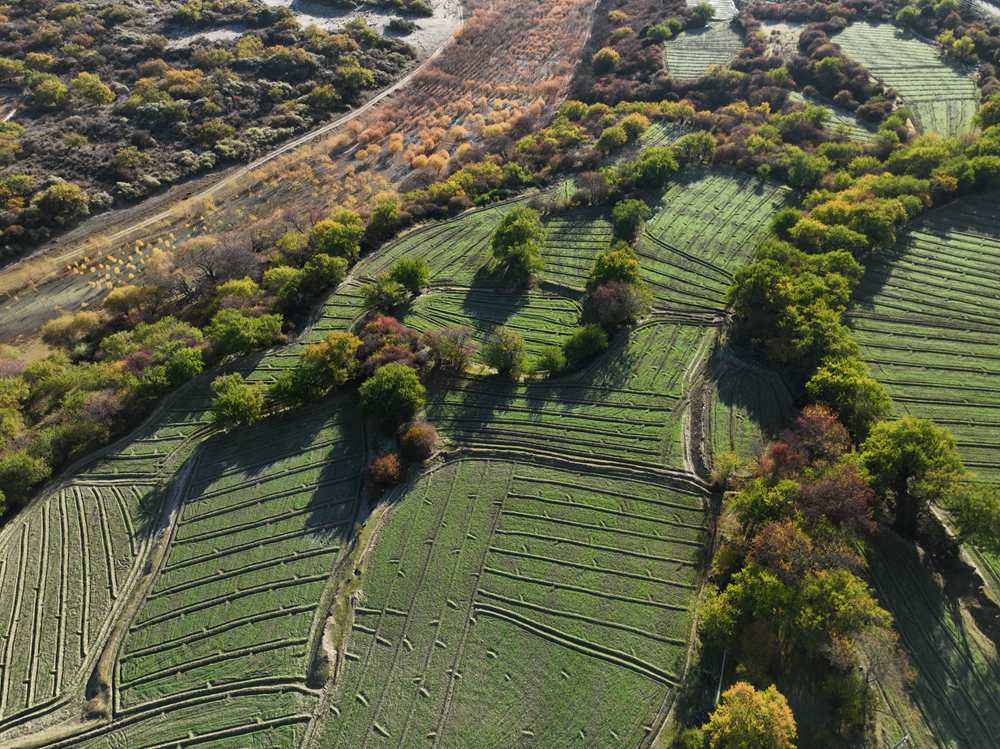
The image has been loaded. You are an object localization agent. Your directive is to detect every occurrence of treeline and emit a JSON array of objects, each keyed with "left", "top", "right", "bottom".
[{"left": 0, "top": 0, "right": 412, "bottom": 254}]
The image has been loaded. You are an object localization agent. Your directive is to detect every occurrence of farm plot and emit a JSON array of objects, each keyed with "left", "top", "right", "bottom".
[
  {"left": 832, "top": 22, "right": 978, "bottom": 138},
  {"left": 404, "top": 289, "right": 580, "bottom": 359},
  {"left": 316, "top": 458, "right": 708, "bottom": 748},
  {"left": 116, "top": 398, "right": 365, "bottom": 710},
  {"left": 705, "top": 351, "right": 795, "bottom": 464},
  {"left": 427, "top": 320, "right": 712, "bottom": 468},
  {"left": 850, "top": 193, "right": 1000, "bottom": 483},
  {"left": 787, "top": 92, "right": 879, "bottom": 143},
  {"left": 868, "top": 531, "right": 1000, "bottom": 749},
  {"left": 542, "top": 208, "right": 615, "bottom": 291},
  {"left": 663, "top": 23, "right": 744, "bottom": 82}
]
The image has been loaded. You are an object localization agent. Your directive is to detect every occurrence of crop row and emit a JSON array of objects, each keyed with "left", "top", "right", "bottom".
[
  {"left": 403, "top": 288, "right": 581, "bottom": 358},
  {"left": 663, "top": 22, "right": 744, "bottom": 81},
  {"left": 0, "top": 482, "right": 152, "bottom": 727}
]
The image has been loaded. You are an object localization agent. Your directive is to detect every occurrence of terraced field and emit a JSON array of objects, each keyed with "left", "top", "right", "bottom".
[
  {"left": 868, "top": 531, "right": 1000, "bottom": 749},
  {"left": 832, "top": 21, "right": 979, "bottom": 138},
  {"left": 850, "top": 193, "right": 1000, "bottom": 484},
  {"left": 663, "top": 23, "right": 744, "bottom": 82},
  {"left": 0, "top": 380, "right": 214, "bottom": 737},
  {"left": 427, "top": 319, "right": 713, "bottom": 468},
  {"left": 116, "top": 399, "right": 364, "bottom": 710},
  {"left": 315, "top": 458, "right": 708, "bottom": 748}
]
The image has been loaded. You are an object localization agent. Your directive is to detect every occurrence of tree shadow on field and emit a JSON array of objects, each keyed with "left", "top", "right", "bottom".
[
  {"left": 139, "top": 392, "right": 364, "bottom": 549},
  {"left": 867, "top": 530, "right": 1000, "bottom": 749},
  {"left": 708, "top": 345, "right": 795, "bottom": 445},
  {"left": 425, "top": 372, "right": 520, "bottom": 446}
]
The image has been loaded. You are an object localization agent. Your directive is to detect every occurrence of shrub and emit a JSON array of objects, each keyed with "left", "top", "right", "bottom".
[
  {"left": 702, "top": 682, "right": 797, "bottom": 749},
  {"left": 0, "top": 450, "right": 51, "bottom": 507},
  {"left": 596, "top": 125, "right": 628, "bottom": 153},
  {"left": 30, "top": 181, "right": 89, "bottom": 225},
  {"left": 361, "top": 275, "right": 408, "bottom": 313},
  {"left": 583, "top": 280, "right": 650, "bottom": 329},
  {"left": 689, "top": 2, "right": 714, "bottom": 27},
  {"left": 359, "top": 362, "right": 426, "bottom": 427},
  {"left": 592, "top": 47, "right": 621, "bottom": 74},
  {"left": 270, "top": 332, "right": 360, "bottom": 405},
  {"left": 71, "top": 72, "right": 114, "bottom": 105},
  {"left": 482, "top": 327, "right": 527, "bottom": 377},
  {"left": 387, "top": 257, "right": 429, "bottom": 294},
  {"left": 210, "top": 373, "right": 265, "bottom": 427},
  {"left": 591, "top": 241, "right": 641, "bottom": 285},
  {"left": 399, "top": 421, "right": 438, "bottom": 460},
  {"left": 611, "top": 199, "right": 651, "bottom": 242},
  {"left": 367, "top": 452, "right": 403, "bottom": 488},
  {"left": 424, "top": 326, "right": 476, "bottom": 373},
  {"left": 562, "top": 325, "right": 609, "bottom": 370}
]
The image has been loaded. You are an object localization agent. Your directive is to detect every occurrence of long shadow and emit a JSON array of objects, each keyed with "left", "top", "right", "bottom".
[{"left": 708, "top": 344, "right": 795, "bottom": 441}]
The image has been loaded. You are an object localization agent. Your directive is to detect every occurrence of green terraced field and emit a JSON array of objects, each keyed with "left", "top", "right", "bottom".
[
  {"left": 315, "top": 458, "right": 708, "bottom": 748},
  {"left": 663, "top": 23, "right": 744, "bottom": 82},
  {"left": 850, "top": 193, "right": 1000, "bottom": 484},
  {"left": 403, "top": 289, "right": 581, "bottom": 359},
  {"left": 117, "top": 398, "right": 364, "bottom": 710},
  {"left": 832, "top": 21, "right": 978, "bottom": 138},
  {"left": 427, "top": 319, "right": 713, "bottom": 468}
]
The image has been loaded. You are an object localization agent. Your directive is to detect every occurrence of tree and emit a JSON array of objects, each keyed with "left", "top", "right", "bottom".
[
  {"left": 689, "top": 2, "right": 715, "bottom": 27},
  {"left": 535, "top": 346, "right": 567, "bottom": 375},
  {"left": 361, "top": 275, "right": 408, "bottom": 313},
  {"left": 611, "top": 199, "right": 651, "bottom": 242},
  {"left": 424, "top": 327, "right": 476, "bottom": 374},
  {"left": 799, "top": 460, "right": 877, "bottom": 535},
  {"left": 583, "top": 280, "right": 650, "bottom": 329},
  {"left": 367, "top": 193, "right": 402, "bottom": 241},
  {"left": 367, "top": 452, "right": 403, "bottom": 488},
  {"left": 71, "top": 72, "right": 115, "bottom": 105},
  {"left": 308, "top": 209, "right": 365, "bottom": 260},
  {"left": 492, "top": 205, "right": 544, "bottom": 278},
  {"left": 596, "top": 125, "right": 628, "bottom": 153},
  {"left": 946, "top": 485, "right": 1000, "bottom": 554},
  {"left": 388, "top": 257, "right": 429, "bottom": 294},
  {"left": 805, "top": 356, "right": 891, "bottom": 440},
  {"left": 562, "top": 325, "right": 609, "bottom": 370},
  {"left": 399, "top": 421, "right": 438, "bottom": 460},
  {"left": 359, "top": 362, "right": 426, "bottom": 427},
  {"left": 730, "top": 478, "right": 799, "bottom": 540},
  {"left": 861, "top": 417, "right": 964, "bottom": 538},
  {"left": 702, "top": 682, "right": 797, "bottom": 749},
  {"left": 618, "top": 146, "right": 679, "bottom": 188},
  {"left": 271, "top": 332, "right": 360, "bottom": 405},
  {"left": 206, "top": 309, "right": 283, "bottom": 357},
  {"left": 482, "top": 327, "right": 527, "bottom": 377},
  {"left": 210, "top": 374, "right": 265, "bottom": 427},
  {"left": 0, "top": 450, "right": 51, "bottom": 507},
  {"left": 592, "top": 47, "right": 620, "bottom": 74},
  {"left": 30, "top": 182, "right": 89, "bottom": 225},
  {"left": 591, "top": 241, "right": 642, "bottom": 286},
  {"left": 40, "top": 311, "right": 103, "bottom": 350}
]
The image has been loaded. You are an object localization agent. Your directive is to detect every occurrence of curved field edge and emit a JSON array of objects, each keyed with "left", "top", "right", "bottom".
[{"left": 312, "top": 456, "right": 713, "bottom": 749}]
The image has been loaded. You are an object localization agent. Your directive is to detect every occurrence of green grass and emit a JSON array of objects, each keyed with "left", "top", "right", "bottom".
[
  {"left": 403, "top": 288, "right": 581, "bottom": 359},
  {"left": 315, "top": 458, "right": 708, "bottom": 748},
  {"left": 117, "top": 399, "right": 364, "bottom": 710},
  {"left": 832, "top": 21, "right": 979, "bottom": 138},
  {"left": 663, "top": 22, "right": 744, "bottom": 82},
  {"left": 867, "top": 531, "right": 1000, "bottom": 749},
  {"left": 427, "top": 320, "right": 712, "bottom": 468}
]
